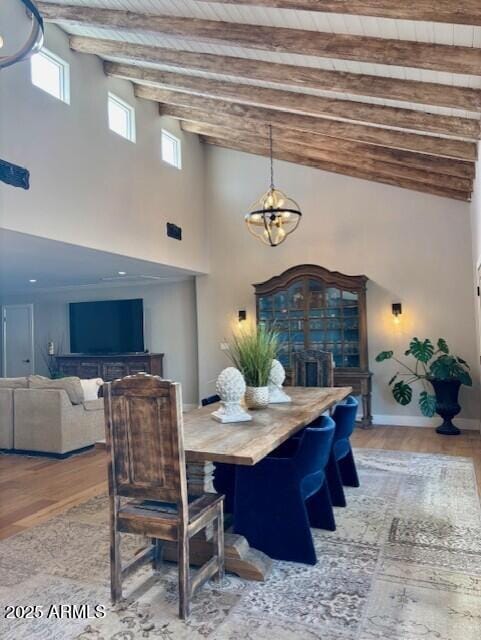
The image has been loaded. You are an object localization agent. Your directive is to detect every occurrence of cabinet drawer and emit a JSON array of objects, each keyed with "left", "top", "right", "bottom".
[
  {"left": 127, "top": 361, "right": 149, "bottom": 375},
  {"left": 58, "top": 365, "right": 78, "bottom": 377},
  {"left": 79, "top": 363, "right": 101, "bottom": 379},
  {"left": 102, "top": 364, "right": 127, "bottom": 381},
  {"left": 339, "top": 380, "right": 362, "bottom": 395}
]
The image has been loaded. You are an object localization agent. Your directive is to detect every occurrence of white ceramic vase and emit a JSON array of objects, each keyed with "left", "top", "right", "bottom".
[{"left": 245, "top": 385, "right": 270, "bottom": 409}]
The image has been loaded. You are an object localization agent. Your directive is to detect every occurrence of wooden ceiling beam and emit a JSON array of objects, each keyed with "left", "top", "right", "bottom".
[
  {"left": 105, "top": 62, "right": 479, "bottom": 139},
  {"left": 180, "top": 119, "right": 475, "bottom": 180},
  {"left": 37, "top": 3, "right": 481, "bottom": 75},
  {"left": 70, "top": 37, "right": 481, "bottom": 112},
  {"left": 183, "top": 123, "right": 472, "bottom": 192},
  {"left": 201, "top": 136, "right": 471, "bottom": 201},
  {"left": 195, "top": 0, "right": 481, "bottom": 27},
  {"left": 135, "top": 85, "right": 477, "bottom": 160}
]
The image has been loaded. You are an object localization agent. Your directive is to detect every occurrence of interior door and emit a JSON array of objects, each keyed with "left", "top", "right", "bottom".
[{"left": 2, "top": 304, "right": 34, "bottom": 377}]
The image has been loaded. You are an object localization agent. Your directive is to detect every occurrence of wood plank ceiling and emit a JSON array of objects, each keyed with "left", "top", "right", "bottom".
[{"left": 36, "top": 0, "right": 481, "bottom": 201}]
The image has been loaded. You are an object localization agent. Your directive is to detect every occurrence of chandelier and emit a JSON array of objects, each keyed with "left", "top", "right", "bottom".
[
  {"left": 0, "top": 0, "right": 44, "bottom": 70},
  {"left": 245, "top": 125, "right": 302, "bottom": 247}
]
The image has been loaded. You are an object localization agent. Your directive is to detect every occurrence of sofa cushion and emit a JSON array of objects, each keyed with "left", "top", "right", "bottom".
[
  {"left": 83, "top": 398, "right": 104, "bottom": 412},
  {"left": 28, "top": 375, "right": 84, "bottom": 405},
  {"left": 0, "top": 377, "right": 28, "bottom": 389},
  {"left": 80, "top": 378, "right": 103, "bottom": 402}
]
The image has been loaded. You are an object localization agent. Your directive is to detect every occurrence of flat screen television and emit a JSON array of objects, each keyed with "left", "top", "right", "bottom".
[{"left": 69, "top": 299, "right": 144, "bottom": 354}]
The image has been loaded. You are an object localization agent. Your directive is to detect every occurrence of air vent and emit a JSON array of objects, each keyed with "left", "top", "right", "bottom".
[{"left": 167, "top": 222, "right": 182, "bottom": 241}]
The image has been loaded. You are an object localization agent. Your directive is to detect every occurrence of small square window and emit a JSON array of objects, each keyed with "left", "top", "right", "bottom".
[
  {"left": 108, "top": 93, "right": 136, "bottom": 142},
  {"left": 161, "top": 130, "right": 182, "bottom": 169},
  {"left": 31, "top": 48, "right": 70, "bottom": 104}
]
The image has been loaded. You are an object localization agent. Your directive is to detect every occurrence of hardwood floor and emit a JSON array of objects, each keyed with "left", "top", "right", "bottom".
[
  {"left": 0, "top": 448, "right": 107, "bottom": 540},
  {"left": 352, "top": 425, "right": 481, "bottom": 493},
  {"left": 0, "top": 426, "right": 480, "bottom": 541}
]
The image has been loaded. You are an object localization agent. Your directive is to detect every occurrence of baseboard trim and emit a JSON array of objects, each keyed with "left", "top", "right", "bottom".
[
  {"left": 2, "top": 445, "right": 95, "bottom": 459},
  {"left": 372, "top": 414, "right": 481, "bottom": 431}
]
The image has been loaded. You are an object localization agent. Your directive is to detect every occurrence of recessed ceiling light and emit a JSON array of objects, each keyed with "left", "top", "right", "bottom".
[
  {"left": 29, "top": 279, "right": 37, "bottom": 283},
  {"left": 118, "top": 271, "right": 127, "bottom": 276}
]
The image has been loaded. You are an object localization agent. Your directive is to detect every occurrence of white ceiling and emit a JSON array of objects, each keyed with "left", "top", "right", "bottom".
[
  {"left": 42, "top": 0, "right": 481, "bottom": 119},
  {"left": 0, "top": 229, "right": 196, "bottom": 296}
]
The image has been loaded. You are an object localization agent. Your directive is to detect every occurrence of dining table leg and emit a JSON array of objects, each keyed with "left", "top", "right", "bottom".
[{"left": 163, "top": 460, "right": 272, "bottom": 581}]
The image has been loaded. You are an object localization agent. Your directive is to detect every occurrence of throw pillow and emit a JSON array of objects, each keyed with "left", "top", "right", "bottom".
[
  {"left": 28, "top": 375, "right": 84, "bottom": 405},
  {"left": 80, "top": 378, "right": 104, "bottom": 402}
]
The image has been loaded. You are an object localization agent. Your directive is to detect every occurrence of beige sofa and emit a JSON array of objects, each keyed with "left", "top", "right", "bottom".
[
  {"left": 0, "top": 376, "right": 105, "bottom": 456},
  {"left": 0, "top": 388, "right": 15, "bottom": 449},
  {"left": 0, "top": 377, "right": 29, "bottom": 449}
]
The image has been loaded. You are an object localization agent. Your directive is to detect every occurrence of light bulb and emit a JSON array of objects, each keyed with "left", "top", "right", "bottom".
[
  {"left": 264, "top": 194, "right": 275, "bottom": 208},
  {"left": 0, "top": 36, "right": 4, "bottom": 50}
]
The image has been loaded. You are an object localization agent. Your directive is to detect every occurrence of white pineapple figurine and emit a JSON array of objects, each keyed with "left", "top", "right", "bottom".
[
  {"left": 268, "top": 359, "right": 291, "bottom": 404},
  {"left": 211, "top": 367, "right": 252, "bottom": 423}
]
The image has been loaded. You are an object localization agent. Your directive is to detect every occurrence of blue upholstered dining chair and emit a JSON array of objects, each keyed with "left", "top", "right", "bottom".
[
  {"left": 201, "top": 395, "right": 236, "bottom": 513},
  {"left": 201, "top": 395, "right": 221, "bottom": 407},
  {"left": 325, "top": 395, "right": 360, "bottom": 508},
  {"left": 233, "top": 416, "right": 336, "bottom": 565}
]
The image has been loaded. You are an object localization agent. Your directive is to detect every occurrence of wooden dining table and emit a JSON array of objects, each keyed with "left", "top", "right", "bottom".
[{"left": 163, "top": 386, "right": 352, "bottom": 581}]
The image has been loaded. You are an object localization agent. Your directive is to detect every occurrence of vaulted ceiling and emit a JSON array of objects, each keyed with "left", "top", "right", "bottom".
[{"left": 36, "top": 1, "right": 481, "bottom": 201}]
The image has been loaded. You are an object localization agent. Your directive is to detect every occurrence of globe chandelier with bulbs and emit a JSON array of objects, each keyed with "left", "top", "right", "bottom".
[
  {"left": 245, "top": 125, "right": 302, "bottom": 247},
  {"left": 0, "top": 0, "right": 44, "bottom": 70}
]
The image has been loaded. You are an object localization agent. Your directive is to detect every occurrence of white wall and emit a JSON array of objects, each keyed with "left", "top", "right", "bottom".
[
  {"left": 469, "top": 144, "right": 481, "bottom": 397},
  {"left": 0, "top": 12, "right": 208, "bottom": 274},
  {"left": 0, "top": 280, "right": 199, "bottom": 404},
  {"left": 470, "top": 145, "right": 481, "bottom": 272},
  {"left": 197, "top": 146, "right": 480, "bottom": 426}
]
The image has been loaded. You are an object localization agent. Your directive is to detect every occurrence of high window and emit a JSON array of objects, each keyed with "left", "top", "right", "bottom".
[
  {"left": 161, "top": 129, "right": 182, "bottom": 169},
  {"left": 31, "top": 48, "right": 70, "bottom": 104},
  {"left": 108, "top": 93, "right": 136, "bottom": 142}
]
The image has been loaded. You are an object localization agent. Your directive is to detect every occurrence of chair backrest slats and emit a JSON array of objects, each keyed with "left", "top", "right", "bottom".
[
  {"left": 104, "top": 374, "right": 187, "bottom": 506},
  {"left": 292, "top": 350, "right": 334, "bottom": 387}
]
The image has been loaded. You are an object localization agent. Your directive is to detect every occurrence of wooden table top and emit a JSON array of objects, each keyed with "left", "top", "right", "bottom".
[{"left": 183, "top": 386, "right": 352, "bottom": 465}]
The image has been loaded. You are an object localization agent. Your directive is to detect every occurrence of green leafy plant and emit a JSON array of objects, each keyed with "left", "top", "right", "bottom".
[
  {"left": 376, "top": 337, "right": 472, "bottom": 417},
  {"left": 228, "top": 325, "right": 279, "bottom": 387}
]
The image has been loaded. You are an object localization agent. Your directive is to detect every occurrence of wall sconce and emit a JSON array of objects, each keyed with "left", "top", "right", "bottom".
[
  {"left": 238, "top": 309, "right": 247, "bottom": 323},
  {"left": 392, "top": 302, "right": 402, "bottom": 324}
]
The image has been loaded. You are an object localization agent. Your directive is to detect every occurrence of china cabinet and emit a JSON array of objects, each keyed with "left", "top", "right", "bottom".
[{"left": 254, "top": 264, "right": 372, "bottom": 426}]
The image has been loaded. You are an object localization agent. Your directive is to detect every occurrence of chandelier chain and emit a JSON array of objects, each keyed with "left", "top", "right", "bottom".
[{"left": 269, "top": 124, "right": 274, "bottom": 190}]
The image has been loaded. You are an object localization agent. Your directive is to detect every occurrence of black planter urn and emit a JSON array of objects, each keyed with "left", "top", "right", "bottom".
[{"left": 430, "top": 378, "right": 462, "bottom": 436}]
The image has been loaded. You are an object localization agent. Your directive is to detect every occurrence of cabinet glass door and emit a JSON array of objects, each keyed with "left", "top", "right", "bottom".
[{"left": 258, "top": 278, "right": 362, "bottom": 371}]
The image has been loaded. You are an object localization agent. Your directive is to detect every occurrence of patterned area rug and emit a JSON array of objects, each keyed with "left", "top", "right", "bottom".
[{"left": 1, "top": 449, "right": 481, "bottom": 640}]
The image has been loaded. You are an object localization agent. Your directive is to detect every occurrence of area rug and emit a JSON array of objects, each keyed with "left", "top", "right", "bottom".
[{"left": 1, "top": 449, "right": 481, "bottom": 640}]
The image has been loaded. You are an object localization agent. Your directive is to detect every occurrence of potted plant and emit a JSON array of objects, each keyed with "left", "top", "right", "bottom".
[
  {"left": 228, "top": 325, "right": 279, "bottom": 409},
  {"left": 376, "top": 337, "right": 472, "bottom": 435}
]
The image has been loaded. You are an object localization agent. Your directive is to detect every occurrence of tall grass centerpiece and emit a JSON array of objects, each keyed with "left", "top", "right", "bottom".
[{"left": 229, "top": 325, "right": 279, "bottom": 409}]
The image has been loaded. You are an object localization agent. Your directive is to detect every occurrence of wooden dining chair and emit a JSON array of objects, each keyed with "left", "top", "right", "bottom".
[
  {"left": 291, "top": 349, "right": 335, "bottom": 387},
  {"left": 104, "top": 374, "right": 224, "bottom": 620}
]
